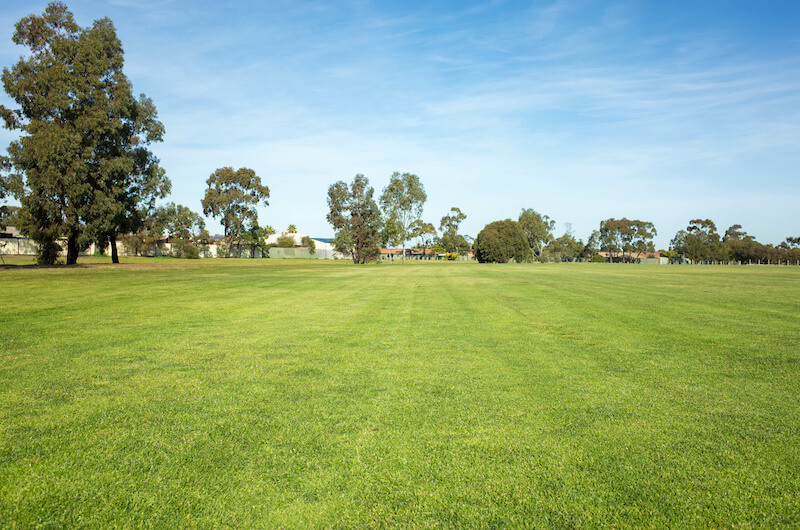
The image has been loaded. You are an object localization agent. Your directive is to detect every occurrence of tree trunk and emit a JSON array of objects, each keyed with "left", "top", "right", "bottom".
[
  {"left": 110, "top": 234, "right": 120, "bottom": 264},
  {"left": 402, "top": 240, "right": 406, "bottom": 264},
  {"left": 66, "top": 232, "right": 79, "bottom": 265}
]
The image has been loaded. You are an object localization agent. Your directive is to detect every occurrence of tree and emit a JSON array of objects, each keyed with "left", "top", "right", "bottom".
[
  {"left": 241, "top": 224, "right": 274, "bottom": 258},
  {"left": 1, "top": 3, "right": 169, "bottom": 265},
  {"left": 439, "top": 207, "right": 467, "bottom": 237},
  {"left": 301, "top": 235, "right": 316, "bottom": 252},
  {"left": 672, "top": 219, "right": 727, "bottom": 262},
  {"left": 276, "top": 235, "right": 295, "bottom": 248},
  {"left": 379, "top": 216, "right": 402, "bottom": 248},
  {"left": 119, "top": 206, "right": 167, "bottom": 256},
  {"left": 518, "top": 209, "right": 555, "bottom": 259},
  {"left": 287, "top": 224, "right": 297, "bottom": 233},
  {"left": 327, "top": 174, "right": 382, "bottom": 264},
  {"left": 473, "top": 219, "right": 530, "bottom": 263},
  {"left": 438, "top": 207, "right": 469, "bottom": 254},
  {"left": 379, "top": 172, "right": 426, "bottom": 263},
  {"left": 544, "top": 224, "right": 584, "bottom": 262},
  {"left": 201, "top": 167, "right": 269, "bottom": 257},
  {"left": 0, "top": 166, "right": 12, "bottom": 231},
  {"left": 599, "top": 218, "right": 656, "bottom": 262},
  {"left": 84, "top": 92, "right": 170, "bottom": 264},
  {"left": 582, "top": 229, "right": 601, "bottom": 259},
  {"left": 412, "top": 221, "right": 437, "bottom": 257}
]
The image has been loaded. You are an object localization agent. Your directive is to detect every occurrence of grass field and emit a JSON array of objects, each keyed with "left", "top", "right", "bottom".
[{"left": 1, "top": 258, "right": 799, "bottom": 526}]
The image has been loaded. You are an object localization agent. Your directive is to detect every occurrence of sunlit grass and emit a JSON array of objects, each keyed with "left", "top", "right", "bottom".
[{"left": 1, "top": 259, "right": 798, "bottom": 526}]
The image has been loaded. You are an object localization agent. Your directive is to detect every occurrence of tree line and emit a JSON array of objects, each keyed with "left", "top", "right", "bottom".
[
  {"left": 0, "top": 4, "right": 280, "bottom": 263},
  {"left": 2, "top": 4, "right": 797, "bottom": 266}
]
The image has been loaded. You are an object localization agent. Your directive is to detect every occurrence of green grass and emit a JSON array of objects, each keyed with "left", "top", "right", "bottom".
[{"left": 1, "top": 258, "right": 799, "bottom": 526}]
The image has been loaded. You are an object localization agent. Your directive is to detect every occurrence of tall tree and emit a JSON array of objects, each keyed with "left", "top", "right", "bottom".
[
  {"left": 673, "top": 219, "right": 727, "bottom": 262},
  {"left": 518, "top": 209, "right": 555, "bottom": 259},
  {"left": 1, "top": 3, "right": 90, "bottom": 264},
  {"left": 327, "top": 174, "right": 382, "bottom": 264},
  {"left": 1, "top": 2, "right": 168, "bottom": 264},
  {"left": 439, "top": 207, "right": 469, "bottom": 254},
  {"left": 242, "top": 224, "right": 274, "bottom": 258},
  {"left": 599, "top": 218, "right": 656, "bottom": 262},
  {"left": 379, "top": 172, "right": 426, "bottom": 263},
  {"left": 201, "top": 167, "right": 269, "bottom": 257},
  {"left": 413, "top": 221, "right": 437, "bottom": 257}
]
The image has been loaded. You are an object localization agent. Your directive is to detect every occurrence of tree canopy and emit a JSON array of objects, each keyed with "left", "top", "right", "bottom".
[
  {"left": 670, "top": 219, "right": 727, "bottom": 262},
  {"left": 474, "top": 219, "right": 530, "bottom": 263},
  {"left": 201, "top": 167, "right": 269, "bottom": 257},
  {"left": 0, "top": 2, "right": 168, "bottom": 264},
  {"left": 599, "top": 218, "right": 657, "bottom": 262},
  {"left": 379, "top": 172, "right": 426, "bottom": 263},
  {"left": 438, "top": 207, "right": 470, "bottom": 254},
  {"left": 518, "top": 209, "right": 555, "bottom": 258},
  {"left": 327, "top": 174, "right": 382, "bottom": 264}
]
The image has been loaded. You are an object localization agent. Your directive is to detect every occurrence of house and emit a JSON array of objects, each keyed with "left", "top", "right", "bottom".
[{"left": 597, "top": 250, "right": 668, "bottom": 264}]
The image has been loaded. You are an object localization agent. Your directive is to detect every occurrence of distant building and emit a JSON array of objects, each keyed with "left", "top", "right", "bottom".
[{"left": 265, "top": 232, "right": 345, "bottom": 259}]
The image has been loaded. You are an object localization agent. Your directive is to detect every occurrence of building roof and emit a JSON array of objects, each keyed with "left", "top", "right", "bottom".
[
  {"left": 380, "top": 248, "right": 440, "bottom": 255},
  {"left": 597, "top": 250, "right": 666, "bottom": 259}
]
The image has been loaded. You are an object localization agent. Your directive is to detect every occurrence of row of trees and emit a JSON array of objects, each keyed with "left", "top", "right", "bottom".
[
  {"left": 671, "top": 220, "right": 800, "bottom": 264},
  {"left": 474, "top": 213, "right": 800, "bottom": 264},
  {"left": 326, "top": 173, "right": 474, "bottom": 264},
  {"left": 323, "top": 170, "right": 800, "bottom": 266}
]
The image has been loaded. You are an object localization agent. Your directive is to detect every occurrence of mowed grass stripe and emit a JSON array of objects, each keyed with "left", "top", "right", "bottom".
[{"left": 0, "top": 260, "right": 798, "bottom": 526}]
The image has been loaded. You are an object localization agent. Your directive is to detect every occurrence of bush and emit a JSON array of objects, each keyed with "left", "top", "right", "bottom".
[
  {"left": 474, "top": 220, "right": 530, "bottom": 263},
  {"left": 276, "top": 235, "right": 295, "bottom": 248},
  {"left": 591, "top": 253, "right": 606, "bottom": 263},
  {"left": 301, "top": 235, "right": 316, "bottom": 251},
  {"left": 172, "top": 238, "right": 201, "bottom": 259}
]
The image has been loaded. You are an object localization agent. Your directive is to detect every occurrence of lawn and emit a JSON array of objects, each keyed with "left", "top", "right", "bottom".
[{"left": 1, "top": 258, "right": 798, "bottom": 526}]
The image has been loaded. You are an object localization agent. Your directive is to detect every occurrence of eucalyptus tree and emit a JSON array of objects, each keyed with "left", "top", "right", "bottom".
[
  {"left": 413, "top": 221, "right": 437, "bottom": 257},
  {"left": 439, "top": 207, "right": 468, "bottom": 254},
  {"left": 599, "top": 218, "right": 656, "bottom": 262},
  {"left": 379, "top": 172, "right": 426, "bottom": 263},
  {"left": 201, "top": 167, "right": 270, "bottom": 257},
  {"left": 518, "top": 209, "right": 555, "bottom": 259},
  {"left": 327, "top": 174, "right": 382, "bottom": 264},
  {"left": 1, "top": 2, "right": 168, "bottom": 264}
]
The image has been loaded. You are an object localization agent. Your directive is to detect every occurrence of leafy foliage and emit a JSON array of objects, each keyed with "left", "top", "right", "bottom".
[
  {"left": 438, "top": 207, "right": 470, "bottom": 254},
  {"left": 241, "top": 224, "right": 274, "bottom": 258},
  {"left": 670, "top": 219, "right": 727, "bottom": 262},
  {"left": 474, "top": 219, "right": 530, "bottom": 263},
  {"left": 301, "top": 235, "right": 316, "bottom": 251},
  {"left": 276, "top": 235, "right": 296, "bottom": 248},
  {"left": 518, "top": 209, "right": 555, "bottom": 258},
  {"left": 599, "top": 218, "right": 657, "bottom": 262},
  {"left": 327, "top": 174, "right": 382, "bottom": 264},
  {"left": 201, "top": 167, "right": 269, "bottom": 257},
  {"left": 0, "top": 2, "right": 168, "bottom": 264},
  {"left": 379, "top": 172, "right": 426, "bottom": 262}
]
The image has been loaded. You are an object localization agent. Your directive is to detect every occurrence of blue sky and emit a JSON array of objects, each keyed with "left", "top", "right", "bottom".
[{"left": 2, "top": 0, "right": 799, "bottom": 247}]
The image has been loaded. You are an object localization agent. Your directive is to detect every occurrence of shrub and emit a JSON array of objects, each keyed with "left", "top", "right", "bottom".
[
  {"left": 276, "top": 235, "right": 295, "bottom": 248},
  {"left": 172, "top": 238, "right": 201, "bottom": 259},
  {"left": 474, "top": 220, "right": 530, "bottom": 263},
  {"left": 591, "top": 253, "right": 606, "bottom": 263},
  {"left": 301, "top": 236, "right": 316, "bottom": 251}
]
